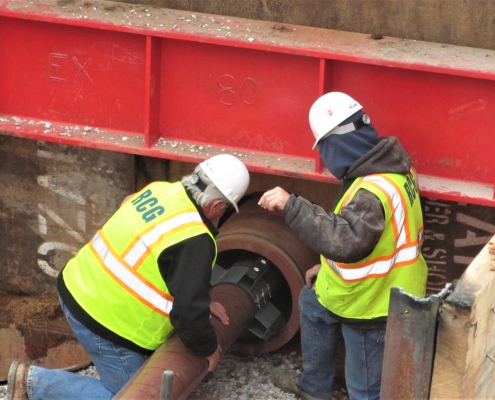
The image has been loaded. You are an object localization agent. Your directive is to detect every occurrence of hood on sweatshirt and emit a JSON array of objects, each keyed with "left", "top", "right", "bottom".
[
  {"left": 317, "top": 109, "right": 412, "bottom": 180},
  {"left": 345, "top": 136, "right": 412, "bottom": 179}
]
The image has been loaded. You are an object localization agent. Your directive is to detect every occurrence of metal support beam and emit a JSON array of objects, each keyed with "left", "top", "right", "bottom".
[{"left": 1, "top": 0, "right": 495, "bottom": 205}]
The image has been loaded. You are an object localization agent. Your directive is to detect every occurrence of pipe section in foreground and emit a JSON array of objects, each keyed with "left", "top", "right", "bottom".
[{"left": 114, "top": 284, "right": 255, "bottom": 400}]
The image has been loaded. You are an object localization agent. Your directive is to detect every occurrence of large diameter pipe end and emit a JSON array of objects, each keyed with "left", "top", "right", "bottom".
[{"left": 216, "top": 196, "right": 319, "bottom": 354}]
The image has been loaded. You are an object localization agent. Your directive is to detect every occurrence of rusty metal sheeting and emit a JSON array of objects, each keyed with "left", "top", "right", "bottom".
[
  {"left": 114, "top": 284, "right": 256, "bottom": 400},
  {"left": 380, "top": 284, "right": 452, "bottom": 400},
  {"left": 0, "top": 136, "right": 134, "bottom": 295},
  {"left": 0, "top": 136, "right": 133, "bottom": 378}
]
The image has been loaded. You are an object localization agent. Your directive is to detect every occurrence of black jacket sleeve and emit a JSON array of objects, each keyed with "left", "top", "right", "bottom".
[
  {"left": 157, "top": 234, "right": 217, "bottom": 357},
  {"left": 283, "top": 189, "right": 385, "bottom": 263}
]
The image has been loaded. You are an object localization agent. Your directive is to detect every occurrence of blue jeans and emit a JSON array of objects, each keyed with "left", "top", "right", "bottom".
[
  {"left": 26, "top": 297, "right": 149, "bottom": 400},
  {"left": 298, "top": 287, "right": 385, "bottom": 400}
]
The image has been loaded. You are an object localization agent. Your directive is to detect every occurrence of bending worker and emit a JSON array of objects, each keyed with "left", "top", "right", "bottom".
[
  {"left": 259, "top": 92, "right": 428, "bottom": 400},
  {"left": 7, "top": 154, "right": 250, "bottom": 400}
]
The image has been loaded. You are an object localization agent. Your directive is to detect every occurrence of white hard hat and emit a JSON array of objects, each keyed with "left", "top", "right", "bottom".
[
  {"left": 200, "top": 154, "right": 250, "bottom": 212},
  {"left": 309, "top": 92, "right": 363, "bottom": 149}
]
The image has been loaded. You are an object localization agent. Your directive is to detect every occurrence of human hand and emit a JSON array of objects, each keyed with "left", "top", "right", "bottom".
[
  {"left": 205, "top": 344, "right": 222, "bottom": 372},
  {"left": 258, "top": 187, "right": 290, "bottom": 211},
  {"left": 209, "top": 301, "right": 229, "bottom": 325},
  {"left": 305, "top": 264, "right": 321, "bottom": 288}
]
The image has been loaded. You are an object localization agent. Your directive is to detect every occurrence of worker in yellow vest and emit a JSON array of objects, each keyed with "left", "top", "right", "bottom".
[
  {"left": 259, "top": 92, "right": 428, "bottom": 400},
  {"left": 7, "top": 154, "right": 250, "bottom": 400}
]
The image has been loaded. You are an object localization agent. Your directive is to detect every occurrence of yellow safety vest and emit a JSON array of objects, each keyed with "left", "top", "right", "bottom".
[
  {"left": 315, "top": 170, "right": 427, "bottom": 320},
  {"left": 62, "top": 182, "right": 216, "bottom": 350}
]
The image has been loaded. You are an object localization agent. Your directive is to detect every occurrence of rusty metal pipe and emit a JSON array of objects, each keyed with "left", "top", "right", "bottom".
[
  {"left": 380, "top": 285, "right": 452, "bottom": 400},
  {"left": 114, "top": 284, "right": 255, "bottom": 400}
]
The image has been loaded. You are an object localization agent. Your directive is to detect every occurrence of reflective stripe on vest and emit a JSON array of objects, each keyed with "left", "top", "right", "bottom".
[
  {"left": 89, "top": 210, "right": 203, "bottom": 316},
  {"left": 122, "top": 210, "right": 202, "bottom": 267},
  {"left": 325, "top": 174, "right": 424, "bottom": 282}
]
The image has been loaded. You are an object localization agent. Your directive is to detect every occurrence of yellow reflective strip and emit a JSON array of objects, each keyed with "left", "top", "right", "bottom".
[
  {"left": 129, "top": 221, "right": 204, "bottom": 269},
  {"left": 379, "top": 174, "right": 412, "bottom": 244},
  {"left": 327, "top": 173, "right": 420, "bottom": 282},
  {"left": 364, "top": 176, "right": 406, "bottom": 236},
  {"left": 122, "top": 208, "right": 198, "bottom": 259},
  {"left": 91, "top": 232, "right": 174, "bottom": 315},
  {"left": 342, "top": 177, "right": 365, "bottom": 207},
  {"left": 361, "top": 179, "right": 403, "bottom": 246},
  {"left": 98, "top": 230, "right": 172, "bottom": 299},
  {"left": 327, "top": 241, "right": 421, "bottom": 281},
  {"left": 123, "top": 212, "right": 203, "bottom": 267}
]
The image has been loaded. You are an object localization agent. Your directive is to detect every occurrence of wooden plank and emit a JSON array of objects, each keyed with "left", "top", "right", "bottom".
[
  {"left": 463, "top": 237, "right": 495, "bottom": 398},
  {"left": 430, "top": 236, "right": 495, "bottom": 399},
  {"left": 429, "top": 302, "right": 470, "bottom": 398}
]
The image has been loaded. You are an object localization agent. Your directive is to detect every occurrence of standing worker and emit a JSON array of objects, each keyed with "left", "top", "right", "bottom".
[
  {"left": 259, "top": 92, "right": 428, "bottom": 400},
  {"left": 7, "top": 154, "right": 250, "bottom": 400}
]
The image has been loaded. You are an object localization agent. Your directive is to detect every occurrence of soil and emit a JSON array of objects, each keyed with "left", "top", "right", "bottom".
[{"left": 5, "top": 292, "right": 61, "bottom": 327}]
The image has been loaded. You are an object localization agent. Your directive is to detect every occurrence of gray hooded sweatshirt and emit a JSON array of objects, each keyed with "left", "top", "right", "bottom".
[{"left": 283, "top": 136, "right": 414, "bottom": 326}]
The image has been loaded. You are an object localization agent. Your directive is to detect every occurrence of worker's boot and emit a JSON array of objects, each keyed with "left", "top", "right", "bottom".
[
  {"left": 272, "top": 365, "right": 322, "bottom": 400},
  {"left": 6, "top": 361, "right": 29, "bottom": 400}
]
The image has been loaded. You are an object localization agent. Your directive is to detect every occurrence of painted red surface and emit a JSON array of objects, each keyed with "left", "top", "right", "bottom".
[{"left": 0, "top": 0, "right": 494, "bottom": 205}]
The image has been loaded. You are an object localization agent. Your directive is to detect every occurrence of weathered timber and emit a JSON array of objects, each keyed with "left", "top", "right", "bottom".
[{"left": 430, "top": 236, "right": 495, "bottom": 399}]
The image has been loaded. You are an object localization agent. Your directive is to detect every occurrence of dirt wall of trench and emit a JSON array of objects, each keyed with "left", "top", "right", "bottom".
[{"left": 117, "top": 0, "right": 495, "bottom": 50}]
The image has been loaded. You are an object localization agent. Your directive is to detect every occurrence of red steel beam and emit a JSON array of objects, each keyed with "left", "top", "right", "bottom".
[{"left": 1, "top": 0, "right": 495, "bottom": 205}]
